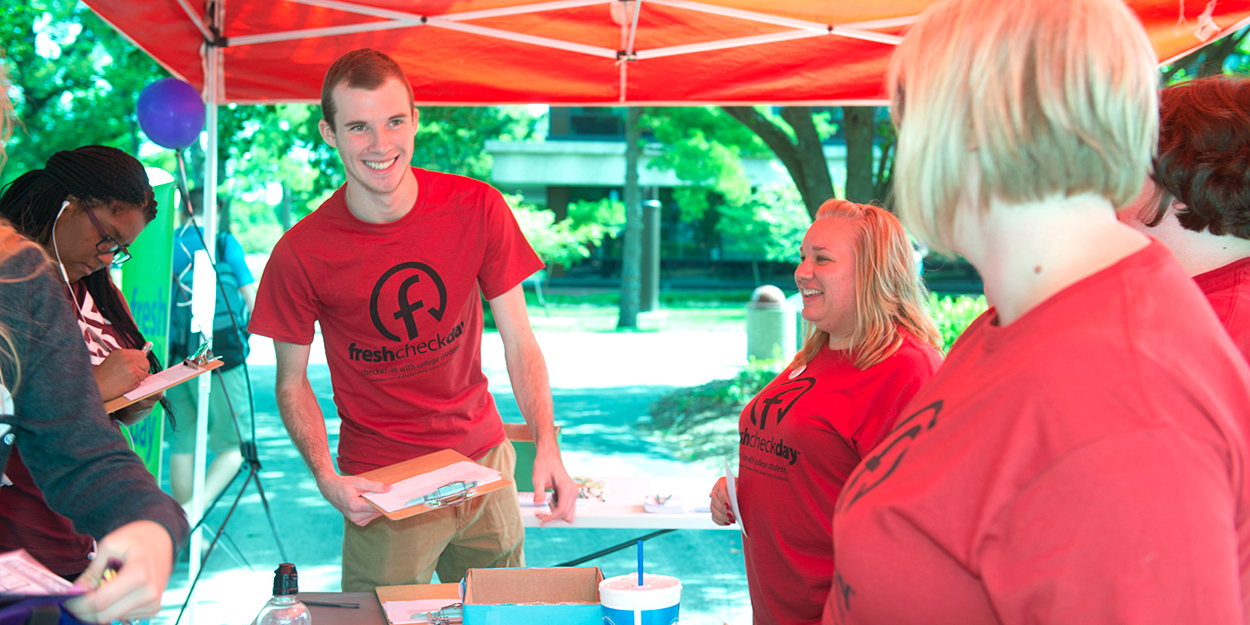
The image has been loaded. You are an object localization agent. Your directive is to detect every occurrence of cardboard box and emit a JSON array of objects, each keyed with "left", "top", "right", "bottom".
[
  {"left": 503, "top": 422, "right": 562, "bottom": 492},
  {"left": 463, "top": 567, "right": 602, "bottom": 625}
]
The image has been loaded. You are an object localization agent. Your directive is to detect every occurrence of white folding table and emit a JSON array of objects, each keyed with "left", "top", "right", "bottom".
[{"left": 517, "top": 475, "right": 738, "bottom": 566}]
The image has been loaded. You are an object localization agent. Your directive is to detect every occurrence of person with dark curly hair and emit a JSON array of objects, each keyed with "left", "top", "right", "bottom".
[
  {"left": 1117, "top": 75, "right": 1250, "bottom": 360},
  {"left": 0, "top": 145, "right": 168, "bottom": 579}
]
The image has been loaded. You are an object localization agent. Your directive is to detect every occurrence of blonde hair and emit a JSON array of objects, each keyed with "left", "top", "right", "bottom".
[
  {"left": 0, "top": 59, "right": 12, "bottom": 171},
  {"left": 790, "top": 199, "right": 941, "bottom": 371},
  {"left": 888, "top": 0, "right": 1158, "bottom": 255},
  {"left": 0, "top": 60, "right": 32, "bottom": 395},
  {"left": 0, "top": 221, "right": 49, "bottom": 395}
]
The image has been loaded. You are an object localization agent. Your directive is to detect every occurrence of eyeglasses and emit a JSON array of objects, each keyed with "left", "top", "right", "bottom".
[{"left": 82, "top": 205, "right": 132, "bottom": 266}]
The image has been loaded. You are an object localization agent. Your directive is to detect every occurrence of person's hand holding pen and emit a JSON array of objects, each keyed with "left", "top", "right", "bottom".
[
  {"left": 64, "top": 520, "right": 174, "bottom": 624},
  {"left": 92, "top": 348, "right": 151, "bottom": 402}
]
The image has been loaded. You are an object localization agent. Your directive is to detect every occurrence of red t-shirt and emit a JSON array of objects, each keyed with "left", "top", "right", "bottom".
[
  {"left": 825, "top": 241, "right": 1250, "bottom": 625},
  {"left": 739, "top": 330, "right": 941, "bottom": 625},
  {"left": 250, "top": 169, "right": 543, "bottom": 474},
  {"left": 1195, "top": 256, "right": 1250, "bottom": 363}
]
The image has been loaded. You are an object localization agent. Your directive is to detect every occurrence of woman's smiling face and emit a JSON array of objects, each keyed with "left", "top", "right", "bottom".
[{"left": 795, "top": 217, "right": 859, "bottom": 347}]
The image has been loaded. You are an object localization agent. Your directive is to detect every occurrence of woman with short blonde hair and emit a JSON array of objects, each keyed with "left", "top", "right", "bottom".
[
  {"left": 826, "top": 1, "right": 1250, "bottom": 623},
  {"left": 711, "top": 198, "right": 942, "bottom": 624}
]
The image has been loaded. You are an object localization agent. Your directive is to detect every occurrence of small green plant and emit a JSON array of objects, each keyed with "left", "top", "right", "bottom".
[{"left": 926, "top": 293, "right": 989, "bottom": 352}]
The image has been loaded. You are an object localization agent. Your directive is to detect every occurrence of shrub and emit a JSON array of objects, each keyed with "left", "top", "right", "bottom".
[{"left": 926, "top": 293, "right": 989, "bottom": 352}]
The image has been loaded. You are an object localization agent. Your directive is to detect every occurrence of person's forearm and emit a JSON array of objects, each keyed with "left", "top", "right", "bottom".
[
  {"left": 504, "top": 339, "right": 559, "bottom": 453},
  {"left": 275, "top": 377, "right": 338, "bottom": 480},
  {"left": 240, "top": 284, "right": 256, "bottom": 314}
]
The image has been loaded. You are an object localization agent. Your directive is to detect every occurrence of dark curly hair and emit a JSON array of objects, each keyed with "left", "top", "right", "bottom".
[
  {"left": 1142, "top": 76, "right": 1250, "bottom": 238},
  {"left": 0, "top": 145, "right": 171, "bottom": 420}
]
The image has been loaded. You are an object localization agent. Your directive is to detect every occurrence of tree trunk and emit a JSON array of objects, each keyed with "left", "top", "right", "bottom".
[
  {"left": 617, "top": 107, "right": 643, "bottom": 330},
  {"left": 722, "top": 106, "right": 834, "bottom": 219},
  {"left": 280, "top": 182, "right": 293, "bottom": 231},
  {"left": 843, "top": 107, "right": 876, "bottom": 204}
]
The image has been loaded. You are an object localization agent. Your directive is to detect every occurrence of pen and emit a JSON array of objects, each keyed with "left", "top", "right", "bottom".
[
  {"left": 84, "top": 326, "right": 113, "bottom": 354},
  {"left": 101, "top": 557, "right": 123, "bottom": 584},
  {"left": 141, "top": 341, "right": 153, "bottom": 354},
  {"left": 303, "top": 601, "right": 359, "bottom": 609}
]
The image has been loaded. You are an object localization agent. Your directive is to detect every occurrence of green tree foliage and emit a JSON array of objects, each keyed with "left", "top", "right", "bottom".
[
  {"left": 642, "top": 108, "right": 817, "bottom": 263},
  {"left": 568, "top": 197, "right": 624, "bottom": 231},
  {"left": 415, "top": 106, "right": 543, "bottom": 181},
  {"left": 204, "top": 103, "right": 338, "bottom": 251},
  {"left": 510, "top": 195, "right": 618, "bottom": 271},
  {"left": 1162, "top": 27, "right": 1250, "bottom": 84},
  {"left": 716, "top": 183, "right": 810, "bottom": 264},
  {"left": 642, "top": 107, "right": 769, "bottom": 221},
  {"left": 1, "top": 0, "right": 163, "bottom": 184},
  {"left": 925, "top": 293, "right": 989, "bottom": 352}
]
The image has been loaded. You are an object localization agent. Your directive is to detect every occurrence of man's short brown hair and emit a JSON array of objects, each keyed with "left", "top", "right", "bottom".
[{"left": 321, "top": 48, "right": 414, "bottom": 130}]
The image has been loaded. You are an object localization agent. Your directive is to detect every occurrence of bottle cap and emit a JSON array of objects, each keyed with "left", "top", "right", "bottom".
[{"left": 272, "top": 563, "right": 299, "bottom": 596}]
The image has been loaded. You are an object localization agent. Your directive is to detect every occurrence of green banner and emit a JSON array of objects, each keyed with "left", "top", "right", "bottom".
[{"left": 118, "top": 170, "right": 176, "bottom": 480}]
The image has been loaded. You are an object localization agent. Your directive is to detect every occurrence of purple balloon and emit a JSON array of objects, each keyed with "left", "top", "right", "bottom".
[{"left": 136, "top": 78, "right": 205, "bottom": 150}]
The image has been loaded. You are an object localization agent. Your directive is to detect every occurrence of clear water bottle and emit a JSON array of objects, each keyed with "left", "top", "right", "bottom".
[{"left": 252, "top": 563, "right": 311, "bottom": 625}]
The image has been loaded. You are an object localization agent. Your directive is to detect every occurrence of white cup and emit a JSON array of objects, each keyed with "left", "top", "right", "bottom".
[{"left": 599, "top": 573, "right": 681, "bottom": 625}]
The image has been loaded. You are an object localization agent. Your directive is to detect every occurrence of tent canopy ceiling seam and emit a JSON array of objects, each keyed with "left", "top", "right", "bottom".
[
  {"left": 217, "top": 0, "right": 907, "bottom": 61},
  {"left": 83, "top": 0, "right": 1250, "bottom": 106}
]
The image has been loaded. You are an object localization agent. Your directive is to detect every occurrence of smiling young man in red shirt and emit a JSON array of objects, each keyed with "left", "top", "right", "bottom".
[{"left": 250, "top": 48, "right": 576, "bottom": 591}]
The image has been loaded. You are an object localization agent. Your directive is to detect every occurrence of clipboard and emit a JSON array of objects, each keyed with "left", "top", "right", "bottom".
[
  {"left": 102, "top": 359, "right": 223, "bottom": 413},
  {"left": 375, "top": 582, "right": 461, "bottom": 625},
  {"left": 359, "top": 449, "right": 514, "bottom": 521}
]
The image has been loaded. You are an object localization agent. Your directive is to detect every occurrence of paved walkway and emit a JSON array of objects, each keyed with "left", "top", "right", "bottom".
[{"left": 156, "top": 330, "right": 753, "bottom": 625}]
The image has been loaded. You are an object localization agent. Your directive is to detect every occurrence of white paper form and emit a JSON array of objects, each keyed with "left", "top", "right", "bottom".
[
  {"left": 381, "top": 598, "right": 454, "bottom": 624},
  {"left": 0, "top": 549, "right": 75, "bottom": 595},
  {"left": 122, "top": 362, "right": 202, "bottom": 400},
  {"left": 363, "top": 461, "right": 501, "bottom": 513},
  {"left": 725, "top": 458, "right": 747, "bottom": 538}
]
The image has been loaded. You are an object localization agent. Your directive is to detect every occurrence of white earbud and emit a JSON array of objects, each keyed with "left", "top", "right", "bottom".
[{"left": 52, "top": 200, "right": 71, "bottom": 286}]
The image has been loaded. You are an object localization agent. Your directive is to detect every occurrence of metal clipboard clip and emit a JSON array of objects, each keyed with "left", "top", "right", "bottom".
[
  {"left": 406, "top": 481, "right": 478, "bottom": 509},
  {"left": 183, "top": 338, "right": 214, "bottom": 368},
  {"left": 421, "top": 602, "right": 463, "bottom": 624}
]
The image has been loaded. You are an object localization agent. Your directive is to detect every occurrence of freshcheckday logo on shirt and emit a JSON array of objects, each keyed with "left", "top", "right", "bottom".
[
  {"left": 740, "top": 377, "right": 814, "bottom": 469},
  {"left": 349, "top": 262, "right": 466, "bottom": 371}
]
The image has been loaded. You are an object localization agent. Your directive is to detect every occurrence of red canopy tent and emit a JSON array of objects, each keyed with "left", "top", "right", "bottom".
[
  {"left": 84, "top": 0, "right": 1250, "bottom": 107},
  {"left": 78, "top": 0, "right": 1250, "bottom": 224}
]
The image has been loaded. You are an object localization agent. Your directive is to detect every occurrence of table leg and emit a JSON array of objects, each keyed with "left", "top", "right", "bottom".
[{"left": 555, "top": 529, "right": 675, "bottom": 567}]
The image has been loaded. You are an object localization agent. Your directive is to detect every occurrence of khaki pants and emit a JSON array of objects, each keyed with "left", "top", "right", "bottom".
[{"left": 341, "top": 441, "right": 525, "bottom": 591}]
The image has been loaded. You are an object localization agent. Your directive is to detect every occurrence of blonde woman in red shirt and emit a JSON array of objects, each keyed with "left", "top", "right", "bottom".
[{"left": 711, "top": 199, "right": 942, "bottom": 625}]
